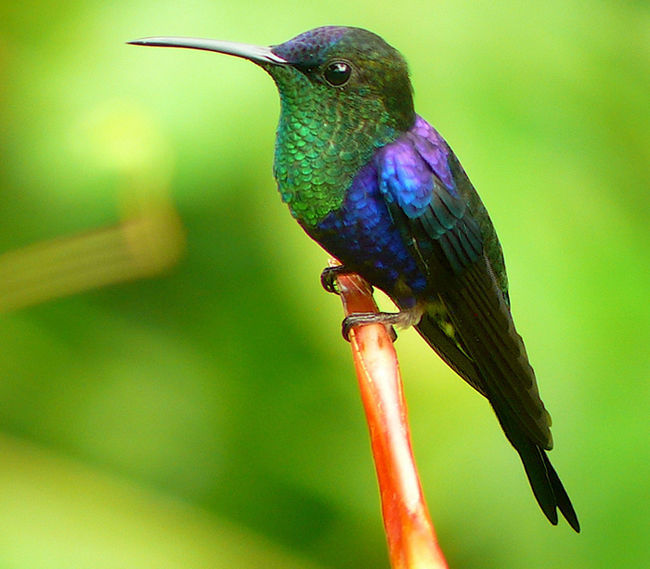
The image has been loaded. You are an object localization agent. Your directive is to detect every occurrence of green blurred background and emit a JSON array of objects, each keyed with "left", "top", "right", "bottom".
[{"left": 0, "top": 1, "right": 648, "bottom": 568}]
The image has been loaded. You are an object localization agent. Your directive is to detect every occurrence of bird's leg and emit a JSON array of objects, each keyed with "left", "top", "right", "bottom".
[
  {"left": 342, "top": 312, "right": 399, "bottom": 342},
  {"left": 342, "top": 304, "right": 425, "bottom": 342},
  {"left": 320, "top": 265, "right": 373, "bottom": 294}
]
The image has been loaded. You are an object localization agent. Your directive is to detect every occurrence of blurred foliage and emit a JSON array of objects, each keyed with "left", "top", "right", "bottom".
[{"left": 0, "top": 1, "right": 648, "bottom": 568}]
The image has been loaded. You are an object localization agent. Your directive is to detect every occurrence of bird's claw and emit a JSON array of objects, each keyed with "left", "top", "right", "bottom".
[
  {"left": 320, "top": 265, "right": 347, "bottom": 294},
  {"left": 320, "top": 265, "right": 375, "bottom": 296},
  {"left": 342, "top": 312, "right": 398, "bottom": 342}
]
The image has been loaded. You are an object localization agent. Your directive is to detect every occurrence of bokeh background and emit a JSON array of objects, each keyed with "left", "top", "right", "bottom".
[{"left": 0, "top": 1, "right": 648, "bottom": 568}]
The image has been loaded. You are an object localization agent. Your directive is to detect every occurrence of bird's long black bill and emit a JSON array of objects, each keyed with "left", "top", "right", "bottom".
[{"left": 127, "top": 36, "right": 287, "bottom": 65}]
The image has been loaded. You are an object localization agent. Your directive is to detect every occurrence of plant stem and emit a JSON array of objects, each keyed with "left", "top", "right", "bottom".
[{"left": 329, "top": 258, "right": 448, "bottom": 569}]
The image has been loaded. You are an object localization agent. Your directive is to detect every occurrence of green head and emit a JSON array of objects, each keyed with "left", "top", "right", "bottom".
[
  {"left": 129, "top": 26, "right": 415, "bottom": 225},
  {"left": 268, "top": 27, "right": 414, "bottom": 133}
]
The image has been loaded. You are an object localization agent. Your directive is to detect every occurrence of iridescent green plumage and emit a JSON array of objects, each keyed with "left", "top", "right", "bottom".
[
  {"left": 267, "top": 29, "right": 413, "bottom": 226},
  {"left": 272, "top": 70, "right": 388, "bottom": 223}
]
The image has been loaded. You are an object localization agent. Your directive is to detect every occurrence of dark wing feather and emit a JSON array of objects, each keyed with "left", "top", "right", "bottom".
[
  {"left": 376, "top": 120, "right": 579, "bottom": 530},
  {"left": 376, "top": 126, "right": 552, "bottom": 449},
  {"left": 442, "top": 258, "right": 552, "bottom": 448}
]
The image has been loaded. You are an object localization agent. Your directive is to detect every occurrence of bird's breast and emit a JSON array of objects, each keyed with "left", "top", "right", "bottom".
[
  {"left": 272, "top": 99, "right": 399, "bottom": 227},
  {"left": 309, "top": 162, "right": 430, "bottom": 308}
]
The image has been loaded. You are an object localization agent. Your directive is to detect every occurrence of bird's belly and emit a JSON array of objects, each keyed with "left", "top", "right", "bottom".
[{"left": 310, "top": 166, "right": 428, "bottom": 308}]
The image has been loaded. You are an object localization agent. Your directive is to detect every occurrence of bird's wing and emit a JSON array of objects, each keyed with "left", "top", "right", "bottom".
[
  {"left": 377, "top": 132, "right": 484, "bottom": 277},
  {"left": 375, "top": 122, "right": 553, "bottom": 450}
]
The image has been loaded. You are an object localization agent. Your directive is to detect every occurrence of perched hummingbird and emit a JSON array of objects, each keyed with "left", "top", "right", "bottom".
[{"left": 129, "top": 26, "right": 579, "bottom": 531}]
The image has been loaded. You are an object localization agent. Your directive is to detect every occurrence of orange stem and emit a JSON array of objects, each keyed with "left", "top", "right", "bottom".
[{"left": 329, "top": 258, "right": 448, "bottom": 569}]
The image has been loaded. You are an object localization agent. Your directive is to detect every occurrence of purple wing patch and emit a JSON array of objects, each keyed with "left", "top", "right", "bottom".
[
  {"left": 410, "top": 116, "right": 457, "bottom": 193},
  {"left": 377, "top": 115, "right": 459, "bottom": 219},
  {"left": 377, "top": 137, "right": 434, "bottom": 218},
  {"left": 376, "top": 115, "right": 483, "bottom": 272}
]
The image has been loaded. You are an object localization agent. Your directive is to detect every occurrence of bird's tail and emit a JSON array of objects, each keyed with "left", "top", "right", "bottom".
[
  {"left": 417, "top": 312, "right": 580, "bottom": 531},
  {"left": 493, "top": 400, "right": 580, "bottom": 531},
  {"left": 414, "top": 257, "right": 580, "bottom": 531}
]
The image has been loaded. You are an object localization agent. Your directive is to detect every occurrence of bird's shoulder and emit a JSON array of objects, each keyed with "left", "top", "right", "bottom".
[{"left": 375, "top": 115, "right": 509, "bottom": 300}]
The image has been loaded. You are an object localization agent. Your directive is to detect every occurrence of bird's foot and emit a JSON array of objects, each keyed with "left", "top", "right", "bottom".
[
  {"left": 320, "top": 265, "right": 372, "bottom": 295},
  {"left": 342, "top": 304, "right": 426, "bottom": 342},
  {"left": 342, "top": 312, "right": 400, "bottom": 342}
]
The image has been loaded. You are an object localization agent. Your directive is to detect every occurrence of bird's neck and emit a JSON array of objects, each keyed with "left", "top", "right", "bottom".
[{"left": 272, "top": 79, "right": 403, "bottom": 227}]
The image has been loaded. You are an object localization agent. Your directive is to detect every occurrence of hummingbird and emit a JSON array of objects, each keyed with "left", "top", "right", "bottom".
[{"left": 129, "top": 26, "right": 579, "bottom": 531}]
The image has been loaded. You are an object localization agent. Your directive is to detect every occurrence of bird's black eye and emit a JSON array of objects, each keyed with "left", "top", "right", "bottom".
[{"left": 324, "top": 61, "right": 352, "bottom": 86}]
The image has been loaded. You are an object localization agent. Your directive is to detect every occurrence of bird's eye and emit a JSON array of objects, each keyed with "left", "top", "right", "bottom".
[{"left": 324, "top": 61, "right": 352, "bottom": 86}]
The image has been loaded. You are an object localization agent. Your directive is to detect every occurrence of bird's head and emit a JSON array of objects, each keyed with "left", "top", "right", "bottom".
[{"left": 129, "top": 26, "right": 415, "bottom": 133}]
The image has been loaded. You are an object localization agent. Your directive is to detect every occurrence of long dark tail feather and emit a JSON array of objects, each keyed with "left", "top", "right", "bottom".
[
  {"left": 516, "top": 438, "right": 558, "bottom": 524},
  {"left": 511, "top": 427, "right": 581, "bottom": 532},
  {"left": 491, "top": 396, "right": 580, "bottom": 532},
  {"left": 541, "top": 450, "right": 581, "bottom": 532}
]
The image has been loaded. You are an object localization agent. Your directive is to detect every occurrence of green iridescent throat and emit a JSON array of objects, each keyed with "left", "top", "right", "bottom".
[{"left": 270, "top": 67, "right": 408, "bottom": 227}]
